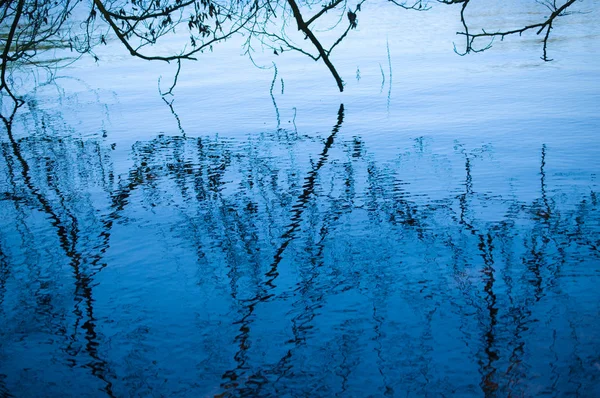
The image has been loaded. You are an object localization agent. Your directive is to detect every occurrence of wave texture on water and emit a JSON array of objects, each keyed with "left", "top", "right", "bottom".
[{"left": 0, "top": 95, "right": 599, "bottom": 396}]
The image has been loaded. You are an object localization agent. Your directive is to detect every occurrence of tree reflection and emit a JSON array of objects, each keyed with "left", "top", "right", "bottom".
[
  {"left": 0, "top": 97, "right": 599, "bottom": 396},
  {"left": 1, "top": 107, "right": 115, "bottom": 395}
]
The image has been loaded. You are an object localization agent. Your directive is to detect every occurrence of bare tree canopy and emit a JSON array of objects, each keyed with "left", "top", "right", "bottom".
[{"left": 0, "top": 0, "right": 584, "bottom": 106}]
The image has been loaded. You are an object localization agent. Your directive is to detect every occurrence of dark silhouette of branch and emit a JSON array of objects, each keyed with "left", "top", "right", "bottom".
[
  {"left": 439, "top": 0, "right": 578, "bottom": 60},
  {"left": 286, "top": 0, "right": 346, "bottom": 91},
  {"left": 0, "top": 0, "right": 26, "bottom": 108},
  {"left": 0, "top": 0, "right": 585, "bottom": 104},
  {"left": 306, "top": 0, "right": 344, "bottom": 26},
  {"left": 92, "top": 0, "right": 257, "bottom": 62},
  {"left": 388, "top": 0, "right": 431, "bottom": 11}
]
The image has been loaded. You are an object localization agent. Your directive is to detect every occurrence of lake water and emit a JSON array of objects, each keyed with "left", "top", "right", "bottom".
[{"left": 1, "top": 2, "right": 599, "bottom": 397}]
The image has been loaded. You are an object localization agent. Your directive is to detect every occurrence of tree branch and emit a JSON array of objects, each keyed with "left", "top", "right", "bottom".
[{"left": 286, "top": 0, "right": 345, "bottom": 91}]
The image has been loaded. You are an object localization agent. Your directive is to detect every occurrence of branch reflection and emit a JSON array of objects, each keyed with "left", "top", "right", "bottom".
[{"left": 0, "top": 94, "right": 598, "bottom": 396}]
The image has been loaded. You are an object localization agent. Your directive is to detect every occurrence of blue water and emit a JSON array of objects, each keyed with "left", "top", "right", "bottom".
[{"left": 1, "top": 2, "right": 599, "bottom": 397}]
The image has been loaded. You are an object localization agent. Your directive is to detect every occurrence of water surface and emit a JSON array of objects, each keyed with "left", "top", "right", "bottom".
[{"left": 1, "top": 2, "right": 599, "bottom": 397}]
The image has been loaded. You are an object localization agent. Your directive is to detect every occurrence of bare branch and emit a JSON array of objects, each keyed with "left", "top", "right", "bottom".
[
  {"left": 306, "top": 0, "right": 344, "bottom": 26},
  {"left": 388, "top": 0, "right": 431, "bottom": 11},
  {"left": 0, "top": 0, "right": 588, "bottom": 107},
  {"left": 440, "top": 0, "right": 578, "bottom": 60},
  {"left": 286, "top": 0, "right": 345, "bottom": 91}
]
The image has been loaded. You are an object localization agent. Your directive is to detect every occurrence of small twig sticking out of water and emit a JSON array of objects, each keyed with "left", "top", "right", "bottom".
[
  {"left": 157, "top": 60, "right": 181, "bottom": 97},
  {"left": 270, "top": 62, "right": 281, "bottom": 130},
  {"left": 386, "top": 38, "right": 393, "bottom": 113},
  {"left": 161, "top": 96, "right": 185, "bottom": 136},
  {"left": 281, "top": 78, "right": 285, "bottom": 95},
  {"left": 166, "top": 60, "right": 181, "bottom": 96},
  {"left": 157, "top": 60, "right": 185, "bottom": 135},
  {"left": 292, "top": 107, "right": 297, "bottom": 136},
  {"left": 540, "top": 144, "right": 551, "bottom": 218},
  {"left": 379, "top": 63, "right": 386, "bottom": 94}
]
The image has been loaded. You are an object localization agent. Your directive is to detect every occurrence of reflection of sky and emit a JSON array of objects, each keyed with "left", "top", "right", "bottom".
[
  {"left": 1, "top": 1, "right": 599, "bottom": 397},
  {"left": 32, "top": 0, "right": 598, "bottom": 138}
]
